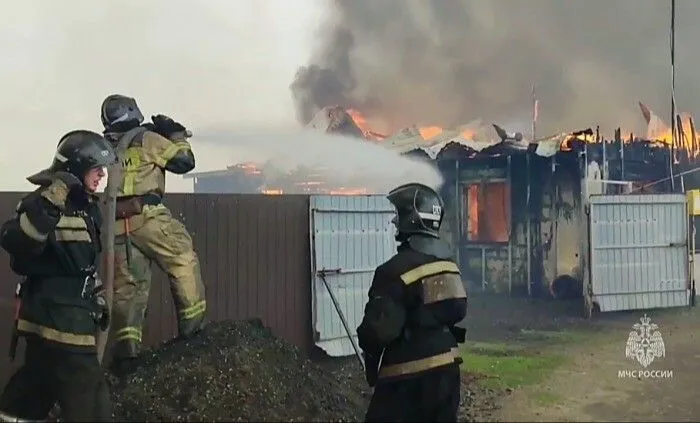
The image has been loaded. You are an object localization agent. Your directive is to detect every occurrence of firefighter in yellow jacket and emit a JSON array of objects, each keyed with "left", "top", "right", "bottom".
[
  {"left": 100, "top": 94, "right": 207, "bottom": 373},
  {"left": 357, "top": 182, "right": 468, "bottom": 422}
]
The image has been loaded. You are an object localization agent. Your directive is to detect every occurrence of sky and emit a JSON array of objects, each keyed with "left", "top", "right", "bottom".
[
  {"left": 0, "top": 0, "right": 323, "bottom": 192},
  {"left": 2, "top": 1, "right": 698, "bottom": 193}
]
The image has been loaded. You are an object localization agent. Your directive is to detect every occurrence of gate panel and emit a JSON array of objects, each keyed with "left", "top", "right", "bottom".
[
  {"left": 310, "top": 195, "right": 396, "bottom": 356},
  {"left": 589, "top": 194, "right": 690, "bottom": 312}
]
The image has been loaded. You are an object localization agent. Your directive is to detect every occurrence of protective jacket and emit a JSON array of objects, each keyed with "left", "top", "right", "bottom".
[
  {"left": 357, "top": 238, "right": 468, "bottom": 383},
  {"left": 0, "top": 179, "right": 105, "bottom": 352},
  {"left": 105, "top": 127, "right": 194, "bottom": 229}
]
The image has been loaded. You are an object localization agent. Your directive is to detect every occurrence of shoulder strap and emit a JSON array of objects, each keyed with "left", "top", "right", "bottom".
[
  {"left": 114, "top": 126, "right": 147, "bottom": 157},
  {"left": 105, "top": 126, "right": 147, "bottom": 196}
]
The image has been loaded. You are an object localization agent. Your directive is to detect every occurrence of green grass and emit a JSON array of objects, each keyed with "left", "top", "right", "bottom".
[
  {"left": 459, "top": 330, "right": 581, "bottom": 390},
  {"left": 460, "top": 349, "right": 565, "bottom": 389}
]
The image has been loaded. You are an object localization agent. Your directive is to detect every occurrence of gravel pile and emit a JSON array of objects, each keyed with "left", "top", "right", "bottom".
[
  {"left": 109, "top": 319, "right": 367, "bottom": 422},
  {"left": 108, "top": 319, "right": 500, "bottom": 422}
]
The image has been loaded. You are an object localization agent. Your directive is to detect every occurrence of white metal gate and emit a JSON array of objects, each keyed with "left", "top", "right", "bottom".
[
  {"left": 588, "top": 194, "right": 691, "bottom": 312},
  {"left": 309, "top": 195, "right": 396, "bottom": 356}
]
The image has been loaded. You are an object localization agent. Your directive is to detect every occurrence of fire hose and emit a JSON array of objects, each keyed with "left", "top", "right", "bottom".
[
  {"left": 97, "top": 126, "right": 145, "bottom": 363},
  {"left": 316, "top": 268, "right": 366, "bottom": 371}
]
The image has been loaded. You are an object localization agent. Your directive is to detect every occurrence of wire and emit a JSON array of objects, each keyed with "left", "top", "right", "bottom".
[{"left": 630, "top": 164, "right": 700, "bottom": 192}]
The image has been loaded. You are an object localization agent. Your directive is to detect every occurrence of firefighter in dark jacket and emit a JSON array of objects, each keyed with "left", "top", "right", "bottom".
[
  {"left": 0, "top": 130, "right": 117, "bottom": 422},
  {"left": 357, "top": 182, "right": 468, "bottom": 422}
]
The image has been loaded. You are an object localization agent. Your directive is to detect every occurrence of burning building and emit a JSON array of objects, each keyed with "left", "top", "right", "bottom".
[{"left": 185, "top": 102, "right": 700, "bottom": 298}]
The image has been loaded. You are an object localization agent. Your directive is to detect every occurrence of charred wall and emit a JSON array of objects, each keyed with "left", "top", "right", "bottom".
[
  {"left": 0, "top": 193, "right": 312, "bottom": 387},
  {"left": 437, "top": 149, "right": 584, "bottom": 297}
]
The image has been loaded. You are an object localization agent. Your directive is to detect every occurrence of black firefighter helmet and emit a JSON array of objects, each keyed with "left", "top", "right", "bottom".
[
  {"left": 27, "top": 130, "right": 117, "bottom": 186},
  {"left": 386, "top": 182, "right": 444, "bottom": 241},
  {"left": 100, "top": 94, "right": 145, "bottom": 130}
]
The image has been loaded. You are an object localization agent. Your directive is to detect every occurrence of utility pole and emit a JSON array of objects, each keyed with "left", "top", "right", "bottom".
[{"left": 670, "top": 0, "right": 677, "bottom": 191}]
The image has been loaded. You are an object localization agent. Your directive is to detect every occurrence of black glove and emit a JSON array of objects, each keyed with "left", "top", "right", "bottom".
[
  {"left": 364, "top": 351, "right": 381, "bottom": 387},
  {"left": 92, "top": 295, "right": 110, "bottom": 331},
  {"left": 151, "top": 114, "right": 189, "bottom": 138}
]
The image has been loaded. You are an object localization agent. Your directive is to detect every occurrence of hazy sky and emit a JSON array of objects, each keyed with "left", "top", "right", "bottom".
[
  {"left": 1, "top": 1, "right": 694, "bottom": 193},
  {"left": 0, "top": 0, "right": 323, "bottom": 192}
]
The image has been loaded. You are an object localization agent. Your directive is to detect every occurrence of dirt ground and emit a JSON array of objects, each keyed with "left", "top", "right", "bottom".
[
  {"left": 106, "top": 295, "right": 698, "bottom": 422},
  {"left": 462, "top": 294, "right": 700, "bottom": 422}
]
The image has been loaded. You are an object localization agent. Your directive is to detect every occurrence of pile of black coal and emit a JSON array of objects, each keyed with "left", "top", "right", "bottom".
[{"left": 108, "top": 319, "right": 369, "bottom": 422}]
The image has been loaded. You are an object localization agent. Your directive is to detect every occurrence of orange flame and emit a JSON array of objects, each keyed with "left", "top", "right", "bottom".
[
  {"left": 345, "top": 110, "right": 477, "bottom": 143},
  {"left": 558, "top": 117, "right": 700, "bottom": 159},
  {"left": 346, "top": 108, "right": 388, "bottom": 141},
  {"left": 417, "top": 126, "right": 476, "bottom": 141}
]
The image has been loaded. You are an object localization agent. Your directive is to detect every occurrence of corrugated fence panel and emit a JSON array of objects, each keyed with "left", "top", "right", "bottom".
[
  {"left": 589, "top": 194, "right": 690, "bottom": 312},
  {"left": 310, "top": 195, "right": 396, "bottom": 357},
  {"left": 0, "top": 192, "right": 312, "bottom": 386}
]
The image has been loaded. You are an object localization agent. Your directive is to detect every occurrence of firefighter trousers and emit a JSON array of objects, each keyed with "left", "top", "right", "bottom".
[
  {"left": 111, "top": 205, "right": 207, "bottom": 360},
  {"left": 0, "top": 338, "right": 113, "bottom": 422},
  {"left": 365, "top": 364, "right": 461, "bottom": 423}
]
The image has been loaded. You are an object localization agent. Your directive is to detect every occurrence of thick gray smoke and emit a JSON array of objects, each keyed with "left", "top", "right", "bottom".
[{"left": 292, "top": 0, "right": 700, "bottom": 137}]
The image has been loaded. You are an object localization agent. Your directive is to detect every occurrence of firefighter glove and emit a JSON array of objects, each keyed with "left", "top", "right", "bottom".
[
  {"left": 92, "top": 295, "right": 110, "bottom": 331},
  {"left": 54, "top": 171, "right": 83, "bottom": 189},
  {"left": 42, "top": 172, "right": 82, "bottom": 210},
  {"left": 151, "top": 114, "right": 190, "bottom": 138}
]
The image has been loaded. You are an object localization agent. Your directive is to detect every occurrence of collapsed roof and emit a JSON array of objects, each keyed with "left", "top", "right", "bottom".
[
  {"left": 303, "top": 107, "right": 587, "bottom": 159},
  {"left": 305, "top": 106, "right": 366, "bottom": 139}
]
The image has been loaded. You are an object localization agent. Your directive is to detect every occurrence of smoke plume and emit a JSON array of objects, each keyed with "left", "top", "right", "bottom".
[{"left": 292, "top": 0, "right": 700, "bottom": 137}]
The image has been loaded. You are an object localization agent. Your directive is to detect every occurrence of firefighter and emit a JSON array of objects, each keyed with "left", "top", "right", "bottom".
[
  {"left": 99, "top": 94, "right": 207, "bottom": 374},
  {"left": 357, "top": 182, "right": 468, "bottom": 422},
  {"left": 0, "top": 130, "right": 116, "bottom": 421}
]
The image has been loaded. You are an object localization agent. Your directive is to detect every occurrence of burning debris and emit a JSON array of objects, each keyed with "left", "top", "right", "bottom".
[
  {"left": 208, "top": 161, "right": 371, "bottom": 195},
  {"left": 215, "top": 87, "right": 700, "bottom": 196}
]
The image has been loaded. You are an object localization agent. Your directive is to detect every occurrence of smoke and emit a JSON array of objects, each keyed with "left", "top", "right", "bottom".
[
  {"left": 0, "top": 1, "right": 320, "bottom": 191},
  {"left": 195, "top": 127, "right": 444, "bottom": 193},
  {"left": 292, "top": 0, "right": 700, "bottom": 137}
]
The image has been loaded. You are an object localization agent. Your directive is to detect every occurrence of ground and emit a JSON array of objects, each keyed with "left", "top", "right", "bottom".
[
  {"left": 461, "top": 294, "right": 699, "bottom": 422},
  {"left": 105, "top": 295, "right": 699, "bottom": 422}
]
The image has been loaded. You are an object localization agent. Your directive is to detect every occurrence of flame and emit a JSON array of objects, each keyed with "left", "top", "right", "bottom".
[
  {"left": 234, "top": 162, "right": 262, "bottom": 175},
  {"left": 417, "top": 126, "right": 476, "bottom": 141},
  {"left": 346, "top": 109, "right": 388, "bottom": 141},
  {"left": 226, "top": 161, "right": 371, "bottom": 196},
  {"left": 345, "top": 111, "right": 476, "bottom": 143},
  {"left": 419, "top": 126, "right": 443, "bottom": 140},
  {"left": 651, "top": 114, "right": 700, "bottom": 157},
  {"left": 346, "top": 103, "right": 700, "bottom": 161},
  {"left": 558, "top": 117, "right": 700, "bottom": 160}
]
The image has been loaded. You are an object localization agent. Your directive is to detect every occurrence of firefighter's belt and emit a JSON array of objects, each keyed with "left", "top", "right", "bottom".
[
  {"left": 116, "top": 194, "right": 162, "bottom": 219},
  {"left": 378, "top": 347, "right": 459, "bottom": 379},
  {"left": 115, "top": 197, "right": 143, "bottom": 219},
  {"left": 17, "top": 319, "right": 95, "bottom": 346}
]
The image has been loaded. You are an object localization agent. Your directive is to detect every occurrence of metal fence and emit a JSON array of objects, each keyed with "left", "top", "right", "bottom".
[
  {"left": 587, "top": 194, "right": 691, "bottom": 312},
  {"left": 0, "top": 193, "right": 313, "bottom": 386}
]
